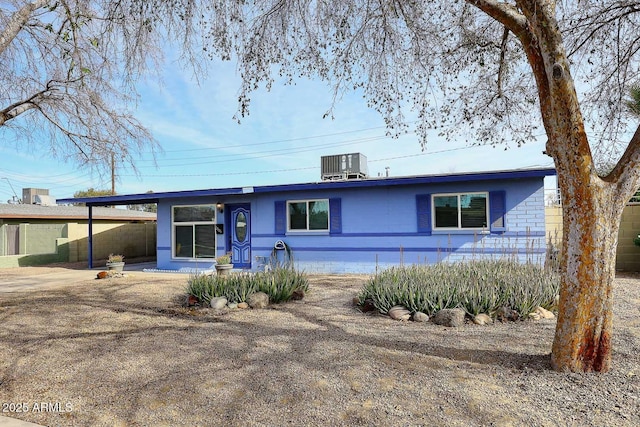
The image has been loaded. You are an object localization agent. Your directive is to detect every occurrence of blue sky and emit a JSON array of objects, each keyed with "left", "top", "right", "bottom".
[{"left": 0, "top": 58, "right": 555, "bottom": 203}]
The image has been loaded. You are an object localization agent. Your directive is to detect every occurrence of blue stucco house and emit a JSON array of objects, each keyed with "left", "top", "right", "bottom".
[{"left": 59, "top": 165, "right": 556, "bottom": 274}]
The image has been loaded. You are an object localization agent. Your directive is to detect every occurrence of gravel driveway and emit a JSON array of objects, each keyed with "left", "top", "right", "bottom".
[{"left": 0, "top": 266, "right": 638, "bottom": 426}]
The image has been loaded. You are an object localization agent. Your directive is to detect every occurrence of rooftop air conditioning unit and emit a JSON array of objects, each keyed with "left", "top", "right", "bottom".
[
  {"left": 34, "top": 194, "right": 57, "bottom": 206},
  {"left": 321, "top": 153, "right": 368, "bottom": 181},
  {"left": 23, "top": 188, "right": 49, "bottom": 204}
]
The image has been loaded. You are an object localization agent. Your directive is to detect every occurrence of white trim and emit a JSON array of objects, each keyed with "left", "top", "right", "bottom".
[
  {"left": 431, "top": 192, "right": 489, "bottom": 231},
  {"left": 286, "top": 199, "right": 330, "bottom": 232},
  {"left": 171, "top": 204, "right": 217, "bottom": 259}
]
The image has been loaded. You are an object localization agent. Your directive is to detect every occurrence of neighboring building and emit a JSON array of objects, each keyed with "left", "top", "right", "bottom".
[
  {"left": 0, "top": 204, "right": 156, "bottom": 267},
  {"left": 59, "top": 165, "right": 556, "bottom": 274},
  {"left": 0, "top": 203, "right": 156, "bottom": 224}
]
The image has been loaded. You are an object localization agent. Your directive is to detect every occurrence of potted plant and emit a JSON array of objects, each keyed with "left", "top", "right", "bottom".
[
  {"left": 106, "top": 254, "right": 125, "bottom": 272},
  {"left": 215, "top": 253, "right": 233, "bottom": 275}
]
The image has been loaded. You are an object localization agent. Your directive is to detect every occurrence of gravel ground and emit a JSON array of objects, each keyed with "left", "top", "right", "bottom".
[{"left": 0, "top": 267, "right": 638, "bottom": 426}]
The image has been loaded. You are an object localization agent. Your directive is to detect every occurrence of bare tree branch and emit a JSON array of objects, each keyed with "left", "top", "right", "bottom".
[
  {"left": 0, "top": 0, "right": 47, "bottom": 55},
  {"left": 497, "top": 26, "right": 510, "bottom": 97},
  {"left": 0, "top": 0, "right": 166, "bottom": 175}
]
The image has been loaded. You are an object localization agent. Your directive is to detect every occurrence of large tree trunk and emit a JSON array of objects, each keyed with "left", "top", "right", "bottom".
[
  {"left": 492, "top": 0, "right": 640, "bottom": 372},
  {"left": 522, "top": 2, "right": 620, "bottom": 371},
  {"left": 551, "top": 173, "right": 622, "bottom": 372}
]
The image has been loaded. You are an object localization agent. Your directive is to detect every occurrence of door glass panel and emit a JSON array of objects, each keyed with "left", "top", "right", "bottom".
[
  {"left": 235, "top": 212, "right": 247, "bottom": 242},
  {"left": 175, "top": 225, "right": 193, "bottom": 258},
  {"left": 194, "top": 225, "right": 216, "bottom": 258}
]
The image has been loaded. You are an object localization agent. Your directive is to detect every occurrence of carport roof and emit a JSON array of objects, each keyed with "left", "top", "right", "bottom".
[
  {"left": 0, "top": 203, "right": 156, "bottom": 221},
  {"left": 56, "top": 167, "right": 556, "bottom": 207}
]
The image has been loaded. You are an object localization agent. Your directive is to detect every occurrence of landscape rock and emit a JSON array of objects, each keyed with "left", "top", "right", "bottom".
[
  {"left": 291, "top": 288, "right": 305, "bottom": 300},
  {"left": 388, "top": 305, "right": 411, "bottom": 321},
  {"left": 432, "top": 308, "right": 466, "bottom": 327},
  {"left": 535, "top": 306, "right": 555, "bottom": 319},
  {"left": 412, "top": 312, "right": 429, "bottom": 322},
  {"left": 495, "top": 306, "right": 520, "bottom": 322},
  {"left": 210, "top": 297, "right": 228, "bottom": 310},
  {"left": 96, "top": 270, "right": 127, "bottom": 279},
  {"left": 186, "top": 295, "right": 199, "bottom": 307},
  {"left": 237, "top": 302, "right": 249, "bottom": 309},
  {"left": 227, "top": 302, "right": 238, "bottom": 309},
  {"left": 473, "top": 313, "right": 493, "bottom": 325},
  {"left": 248, "top": 292, "right": 269, "bottom": 309}
]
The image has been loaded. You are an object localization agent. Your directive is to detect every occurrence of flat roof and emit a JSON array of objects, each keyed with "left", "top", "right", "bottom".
[
  {"left": 0, "top": 204, "right": 156, "bottom": 221},
  {"left": 56, "top": 167, "right": 556, "bottom": 207}
]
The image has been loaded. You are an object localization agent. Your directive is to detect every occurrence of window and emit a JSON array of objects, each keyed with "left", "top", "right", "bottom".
[
  {"left": 433, "top": 193, "right": 488, "bottom": 230},
  {"left": 287, "top": 199, "right": 329, "bottom": 231},
  {"left": 172, "top": 205, "right": 217, "bottom": 258}
]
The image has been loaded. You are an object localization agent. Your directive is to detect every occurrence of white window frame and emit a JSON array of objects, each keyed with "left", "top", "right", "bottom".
[
  {"left": 172, "top": 204, "right": 217, "bottom": 259},
  {"left": 432, "top": 192, "right": 489, "bottom": 230},
  {"left": 286, "top": 199, "right": 330, "bottom": 232}
]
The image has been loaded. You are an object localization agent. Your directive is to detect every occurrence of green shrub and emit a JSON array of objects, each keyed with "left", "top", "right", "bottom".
[
  {"left": 186, "top": 265, "right": 308, "bottom": 305},
  {"left": 185, "top": 273, "right": 217, "bottom": 304},
  {"left": 358, "top": 260, "right": 559, "bottom": 318},
  {"left": 254, "top": 266, "right": 309, "bottom": 303}
]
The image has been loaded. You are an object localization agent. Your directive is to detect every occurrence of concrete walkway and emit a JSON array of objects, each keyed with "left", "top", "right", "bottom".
[
  {"left": 0, "top": 267, "right": 99, "bottom": 293},
  {"left": 0, "top": 262, "right": 181, "bottom": 294}
]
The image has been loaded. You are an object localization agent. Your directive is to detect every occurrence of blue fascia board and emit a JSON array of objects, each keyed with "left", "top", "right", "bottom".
[
  {"left": 57, "top": 167, "right": 556, "bottom": 206},
  {"left": 254, "top": 168, "right": 556, "bottom": 194},
  {"left": 57, "top": 187, "right": 247, "bottom": 206}
]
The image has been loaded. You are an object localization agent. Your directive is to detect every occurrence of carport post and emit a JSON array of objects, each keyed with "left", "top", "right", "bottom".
[{"left": 88, "top": 205, "right": 93, "bottom": 269}]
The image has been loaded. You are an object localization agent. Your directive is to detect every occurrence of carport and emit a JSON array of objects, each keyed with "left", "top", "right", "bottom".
[{"left": 57, "top": 187, "right": 245, "bottom": 269}]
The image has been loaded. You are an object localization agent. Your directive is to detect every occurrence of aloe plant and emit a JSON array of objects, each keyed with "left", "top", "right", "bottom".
[
  {"left": 186, "top": 265, "right": 308, "bottom": 305},
  {"left": 359, "top": 260, "right": 559, "bottom": 318}
]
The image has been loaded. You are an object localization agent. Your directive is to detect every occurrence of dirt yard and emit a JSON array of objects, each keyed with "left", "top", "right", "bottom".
[{"left": 0, "top": 266, "right": 639, "bottom": 426}]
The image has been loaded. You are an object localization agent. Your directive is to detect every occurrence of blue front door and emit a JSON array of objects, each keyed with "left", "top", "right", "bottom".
[{"left": 229, "top": 204, "right": 251, "bottom": 268}]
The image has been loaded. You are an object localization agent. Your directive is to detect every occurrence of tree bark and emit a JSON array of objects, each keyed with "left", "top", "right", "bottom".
[
  {"left": 525, "top": 2, "right": 620, "bottom": 373},
  {"left": 474, "top": 0, "right": 640, "bottom": 372},
  {"left": 0, "top": 0, "right": 49, "bottom": 56},
  {"left": 551, "top": 165, "right": 621, "bottom": 372},
  {"left": 0, "top": 102, "right": 38, "bottom": 126},
  {"left": 554, "top": 124, "right": 640, "bottom": 372}
]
